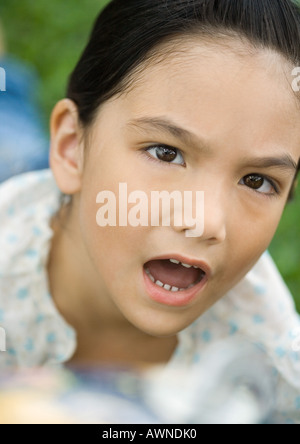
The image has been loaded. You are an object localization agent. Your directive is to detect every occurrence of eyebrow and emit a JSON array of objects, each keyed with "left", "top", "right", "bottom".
[
  {"left": 127, "top": 116, "right": 298, "bottom": 173},
  {"left": 127, "top": 116, "right": 210, "bottom": 152},
  {"left": 240, "top": 155, "right": 298, "bottom": 173}
]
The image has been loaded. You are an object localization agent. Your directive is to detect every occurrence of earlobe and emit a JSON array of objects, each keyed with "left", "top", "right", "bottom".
[{"left": 49, "top": 99, "right": 84, "bottom": 195}]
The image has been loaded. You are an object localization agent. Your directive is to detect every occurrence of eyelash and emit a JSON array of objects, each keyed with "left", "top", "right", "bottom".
[
  {"left": 143, "top": 144, "right": 185, "bottom": 167},
  {"left": 241, "top": 174, "right": 280, "bottom": 198},
  {"left": 142, "top": 144, "right": 281, "bottom": 197}
]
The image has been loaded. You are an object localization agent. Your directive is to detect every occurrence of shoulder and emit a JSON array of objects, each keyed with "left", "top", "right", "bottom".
[
  {"left": 0, "top": 170, "right": 76, "bottom": 368},
  {"left": 0, "top": 169, "right": 61, "bottom": 275},
  {"left": 227, "top": 252, "right": 297, "bottom": 319},
  {"left": 0, "top": 169, "right": 57, "bottom": 211}
]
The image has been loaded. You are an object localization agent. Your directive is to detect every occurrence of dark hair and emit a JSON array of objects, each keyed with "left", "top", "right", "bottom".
[
  {"left": 66, "top": 0, "right": 300, "bottom": 194},
  {"left": 67, "top": 0, "right": 300, "bottom": 123}
]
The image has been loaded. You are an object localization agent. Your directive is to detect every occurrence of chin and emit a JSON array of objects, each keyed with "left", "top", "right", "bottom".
[{"left": 127, "top": 311, "right": 194, "bottom": 338}]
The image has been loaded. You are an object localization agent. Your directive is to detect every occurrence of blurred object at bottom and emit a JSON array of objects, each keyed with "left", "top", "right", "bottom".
[
  {"left": 0, "top": 367, "right": 159, "bottom": 424},
  {"left": 0, "top": 338, "right": 294, "bottom": 424},
  {"left": 144, "top": 339, "right": 275, "bottom": 424}
]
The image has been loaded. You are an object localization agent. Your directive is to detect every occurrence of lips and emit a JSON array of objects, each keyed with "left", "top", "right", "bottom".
[
  {"left": 144, "top": 259, "right": 205, "bottom": 292},
  {"left": 142, "top": 255, "right": 210, "bottom": 307}
]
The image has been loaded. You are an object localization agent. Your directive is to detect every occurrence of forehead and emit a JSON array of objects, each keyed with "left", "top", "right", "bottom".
[
  {"left": 124, "top": 37, "right": 298, "bottom": 111},
  {"left": 102, "top": 38, "right": 300, "bottom": 161}
]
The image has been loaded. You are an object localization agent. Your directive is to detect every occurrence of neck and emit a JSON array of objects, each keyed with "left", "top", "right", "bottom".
[{"left": 47, "top": 202, "right": 178, "bottom": 366}]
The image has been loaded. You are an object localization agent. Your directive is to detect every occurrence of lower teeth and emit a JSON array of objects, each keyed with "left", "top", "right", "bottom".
[{"left": 145, "top": 268, "right": 199, "bottom": 292}]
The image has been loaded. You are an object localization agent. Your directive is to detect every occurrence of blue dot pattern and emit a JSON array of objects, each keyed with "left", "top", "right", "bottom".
[
  {"left": 0, "top": 170, "right": 76, "bottom": 371},
  {"left": 0, "top": 170, "right": 299, "bottom": 423},
  {"left": 201, "top": 330, "right": 212, "bottom": 343},
  {"left": 7, "top": 348, "right": 17, "bottom": 357},
  {"left": 17, "top": 288, "right": 29, "bottom": 300},
  {"left": 254, "top": 285, "right": 267, "bottom": 295},
  {"left": 25, "top": 249, "right": 38, "bottom": 258},
  {"left": 275, "top": 347, "right": 286, "bottom": 358},
  {"left": 229, "top": 321, "right": 238, "bottom": 335},
  {"left": 253, "top": 314, "right": 265, "bottom": 324},
  {"left": 24, "top": 338, "right": 34, "bottom": 352},
  {"left": 46, "top": 333, "right": 56, "bottom": 344}
]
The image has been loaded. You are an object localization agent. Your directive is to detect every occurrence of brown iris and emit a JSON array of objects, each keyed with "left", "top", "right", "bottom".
[
  {"left": 243, "top": 174, "right": 264, "bottom": 190},
  {"left": 156, "top": 146, "right": 177, "bottom": 162}
]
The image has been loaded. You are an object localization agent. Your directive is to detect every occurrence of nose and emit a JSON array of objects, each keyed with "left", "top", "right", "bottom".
[
  {"left": 171, "top": 185, "right": 227, "bottom": 244},
  {"left": 199, "top": 187, "right": 227, "bottom": 243}
]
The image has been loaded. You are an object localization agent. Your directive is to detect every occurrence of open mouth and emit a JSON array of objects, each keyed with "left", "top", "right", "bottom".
[{"left": 144, "top": 258, "right": 207, "bottom": 293}]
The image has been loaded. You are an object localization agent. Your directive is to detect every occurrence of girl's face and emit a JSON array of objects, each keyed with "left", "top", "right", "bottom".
[{"left": 53, "top": 40, "right": 300, "bottom": 337}]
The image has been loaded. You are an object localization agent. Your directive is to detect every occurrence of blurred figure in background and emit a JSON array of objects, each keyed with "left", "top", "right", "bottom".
[{"left": 0, "top": 20, "right": 49, "bottom": 183}]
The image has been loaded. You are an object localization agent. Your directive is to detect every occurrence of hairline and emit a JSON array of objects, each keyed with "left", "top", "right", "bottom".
[{"left": 84, "top": 29, "right": 299, "bottom": 128}]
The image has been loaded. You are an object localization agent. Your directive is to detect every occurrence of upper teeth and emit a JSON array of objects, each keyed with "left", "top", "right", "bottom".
[{"left": 169, "top": 259, "right": 198, "bottom": 269}]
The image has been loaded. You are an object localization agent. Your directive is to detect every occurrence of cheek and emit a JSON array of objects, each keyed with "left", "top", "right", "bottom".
[
  {"left": 220, "top": 205, "right": 283, "bottom": 291},
  {"left": 80, "top": 202, "right": 135, "bottom": 270},
  {"left": 78, "top": 146, "right": 156, "bottom": 282},
  {"left": 78, "top": 177, "right": 150, "bottom": 285}
]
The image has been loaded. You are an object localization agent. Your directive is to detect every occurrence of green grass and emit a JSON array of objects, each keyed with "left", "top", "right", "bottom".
[
  {"left": 269, "top": 197, "right": 300, "bottom": 311},
  {"left": 0, "top": 0, "right": 110, "bottom": 120},
  {"left": 0, "top": 0, "right": 299, "bottom": 311}
]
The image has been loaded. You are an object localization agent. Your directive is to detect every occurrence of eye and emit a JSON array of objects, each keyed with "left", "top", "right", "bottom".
[
  {"left": 145, "top": 145, "right": 185, "bottom": 166},
  {"left": 239, "top": 174, "right": 278, "bottom": 195}
]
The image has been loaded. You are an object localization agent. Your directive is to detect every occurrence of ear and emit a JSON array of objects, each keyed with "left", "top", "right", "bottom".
[{"left": 49, "top": 99, "right": 84, "bottom": 195}]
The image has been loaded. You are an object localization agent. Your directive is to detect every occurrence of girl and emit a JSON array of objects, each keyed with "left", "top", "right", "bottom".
[{"left": 0, "top": 0, "right": 300, "bottom": 422}]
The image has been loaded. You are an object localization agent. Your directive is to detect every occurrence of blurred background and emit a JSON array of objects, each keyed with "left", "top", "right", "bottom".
[{"left": 0, "top": 0, "right": 299, "bottom": 311}]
